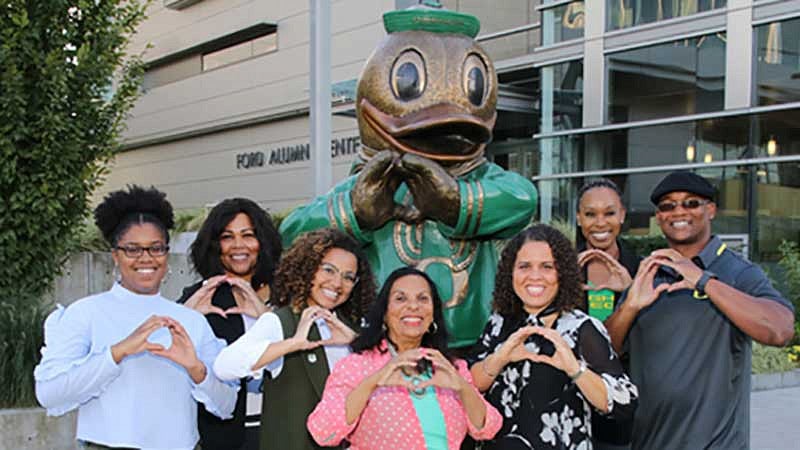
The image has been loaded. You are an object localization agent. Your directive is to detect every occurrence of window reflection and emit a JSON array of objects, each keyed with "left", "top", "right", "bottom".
[
  {"left": 607, "top": 33, "right": 726, "bottom": 123},
  {"left": 754, "top": 17, "right": 800, "bottom": 106},
  {"left": 541, "top": 1, "right": 584, "bottom": 46},
  {"left": 607, "top": 0, "right": 727, "bottom": 31}
]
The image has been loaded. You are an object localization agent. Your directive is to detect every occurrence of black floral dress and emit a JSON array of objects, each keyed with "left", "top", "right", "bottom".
[{"left": 470, "top": 306, "right": 638, "bottom": 450}]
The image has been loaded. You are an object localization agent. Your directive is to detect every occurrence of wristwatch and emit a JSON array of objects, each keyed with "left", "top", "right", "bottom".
[
  {"left": 695, "top": 270, "right": 718, "bottom": 296},
  {"left": 569, "top": 360, "right": 587, "bottom": 382}
]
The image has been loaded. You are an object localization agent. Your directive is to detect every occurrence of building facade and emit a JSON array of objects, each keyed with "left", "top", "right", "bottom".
[{"left": 105, "top": 0, "right": 800, "bottom": 267}]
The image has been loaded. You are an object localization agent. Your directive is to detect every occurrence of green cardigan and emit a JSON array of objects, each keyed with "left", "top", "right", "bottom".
[{"left": 259, "top": 306, "right": 343, "bottom": 450}]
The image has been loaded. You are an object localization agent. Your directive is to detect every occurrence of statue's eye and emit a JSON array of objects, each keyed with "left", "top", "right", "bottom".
[
  {"left": 391, "top": 50, "right": 425, "bottom": 101},
  {"left": 463, "top": 54, "right": 488, "bottom": 106}
]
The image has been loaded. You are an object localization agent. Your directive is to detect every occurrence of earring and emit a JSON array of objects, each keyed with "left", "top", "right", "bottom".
[
  {"left": 161, "top": 265, "right": 172, "bottom": 285},
  {"left": 381, "top": 323, "right": 387, "bottom": 333},
  {"left": 112, "top": 265, "right": 121, "bottom": 283},
  {"left": 428, "top": 322, "right": 439, "bottom": 334}
]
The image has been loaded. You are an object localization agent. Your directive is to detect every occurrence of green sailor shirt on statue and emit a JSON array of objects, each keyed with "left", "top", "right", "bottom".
[{"left": 280, "top": 161, "right": 537, "bottom": 347}]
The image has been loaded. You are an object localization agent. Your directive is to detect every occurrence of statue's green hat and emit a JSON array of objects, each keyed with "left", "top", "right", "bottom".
[{"left": 383, "top": 1, "right": 480, "bottom": 38}]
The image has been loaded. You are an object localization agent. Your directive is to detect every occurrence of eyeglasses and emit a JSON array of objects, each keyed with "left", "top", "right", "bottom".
[
  {"left": 319, "top": 262, "right": 359, "bottom": 286},
  {"left": 656, "top": 198, "right": 710, "bottom": 212},
  {"left": 114, "top": 244, "right": 170, "bottom": 258}
]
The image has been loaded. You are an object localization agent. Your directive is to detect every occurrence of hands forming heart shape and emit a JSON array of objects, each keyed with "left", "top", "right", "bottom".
[
  {"left": 184, "top": 274, "right": 271, "bottom": 319},
  {"left": 577, "top": 249, "right": 632, "bottom": 292},
  {"left": 111, "top": 315, "right": 206, "bottom": 382},
  {"left": 291, "top": 306, "right": 357, "bottom": 351},
  {"left": 350, "top": 150, "right": 460, "bottom": 230},
  {"left": 376, "top": 348, "right": 467, "bottom": 393},
  {"left": 625, "top": 249, "right": 705, "bottom": 311}
]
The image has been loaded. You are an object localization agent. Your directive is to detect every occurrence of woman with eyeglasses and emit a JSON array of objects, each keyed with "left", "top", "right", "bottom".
[
  {"left": 179, "top": 198, "right": 283, "bottom": 450},
  {"left": 214, "top": 228, "right": 377, "bottom": 450},
  {"left": 34, "top": 186, "right": 237, "bottom": 450},
  {"left": 575, "top": 179, "right": 641, "bottom": 450}
]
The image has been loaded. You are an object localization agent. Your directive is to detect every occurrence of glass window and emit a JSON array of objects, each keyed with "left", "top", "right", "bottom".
[
  {"left": 529, "top": 109, "right": 800, "bottom": 261},
  {"left": 143, "top": 55, "right": 202, "bottom": 90},
  {"left": 754, "top": 17, "right": 800, "bottom": 106},
  {"left": 443, "top": 0, "right": 541, "bottom": 61},
  {"left": 536, "top": 167, "right": 748, "bottom": 248},
  {"left": 202, "top": 32, "right": 277, "bottom": 72},
  {"left": 607, "top": 33, "right": 726, "bottom": 124},
  {"left": 541, "top": 60, "right": 583, "bottom": 132},
  {"left": 607, "top": 0, "right": 727, "bottom": 31},
  {"left": 541, "top": 1, "right": 584, "bottom": 45}
]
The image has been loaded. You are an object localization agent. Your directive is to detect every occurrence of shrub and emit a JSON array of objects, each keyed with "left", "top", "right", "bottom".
[
  {"left": 0, "top": 0, "right": 147, "bottom": 305},
  {"left": 619, "top": 234, "right": 669, "bottom": 256},
  {"left": 752, "top": 342, "right": 797, "bottom": 374},
  {"left": 0, "top": 0, "right": 148, "bottom": 408},
  {"left": 0, "top": 303, "right": 48, "bottom": 407},
  {"left": 777, "top": 240, "right": 800, "bottom": 323}
]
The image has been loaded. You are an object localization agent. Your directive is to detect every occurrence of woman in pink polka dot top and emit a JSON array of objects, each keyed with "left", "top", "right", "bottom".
[{"left": 307, "top": 267, "right": 502, "bottom": 449}]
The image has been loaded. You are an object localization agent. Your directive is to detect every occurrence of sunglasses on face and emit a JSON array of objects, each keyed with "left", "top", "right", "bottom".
[{"left": 656, "top": 198, "right": 710, "bottom": 212}]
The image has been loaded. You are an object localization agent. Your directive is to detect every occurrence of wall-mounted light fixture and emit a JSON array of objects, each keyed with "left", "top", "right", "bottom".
[
  {"left": 704, "top": 152, "right": 713, "bottom": 163},
  {"left": 686, "top": 141, "right": 696, "bottom": 162},
  {"left": 767, "top": 136, "right": 778, "bottom": 156}
]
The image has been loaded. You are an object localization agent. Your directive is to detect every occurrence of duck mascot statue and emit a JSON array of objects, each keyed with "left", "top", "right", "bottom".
[{"left": 280, "top": 2, "right": 537, "bottom": 347}]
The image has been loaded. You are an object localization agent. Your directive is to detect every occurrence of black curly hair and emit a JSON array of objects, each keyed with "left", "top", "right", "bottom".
[
  {"left": 272, "top": 228, "right": 376, "bottom": 327},
  {"left": 351, "top": 266, "right": 452, "bottom": 361},
  {"left": 94, "top": 185, "right": 174, "bottom": 247},
  {"left": 189, "top": 198, "right": 282, "bottom": 290},
  {"left": 492, "top": 224, "right": 583, "bottom": 319}
]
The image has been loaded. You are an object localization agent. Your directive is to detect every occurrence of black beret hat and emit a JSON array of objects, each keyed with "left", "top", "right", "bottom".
[{"left": 650, "top": 171, "right": 716, "bottom": 205}]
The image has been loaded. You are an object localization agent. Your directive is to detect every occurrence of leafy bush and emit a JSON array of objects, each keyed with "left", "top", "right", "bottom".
[
  {"left": 0, "top": 304, "right": 47, "bottom": 407},
  {"left": 0, "top": 0, "right": 147, "bottom": 408},
  {"left": 1, "top": 1, "right": 147, "bottom": 305},
  {"left": 752, "top": 342, "right": 797, "bottom": 374},
  {"left": 619, "top": 234, "right": 669, "bottom": 256},
  {"left": 777, "top": 240, "right": 800, "bottom": 323}
]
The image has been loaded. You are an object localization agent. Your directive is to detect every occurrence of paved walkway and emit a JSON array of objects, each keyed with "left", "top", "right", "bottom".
[{"left": 751, "top": 386, "right": 800, "bottom": 449}]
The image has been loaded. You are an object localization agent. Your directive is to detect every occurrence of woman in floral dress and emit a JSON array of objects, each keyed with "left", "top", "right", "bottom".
[{"left": 469, "top": 225, "right": 638, "bottom": 450}]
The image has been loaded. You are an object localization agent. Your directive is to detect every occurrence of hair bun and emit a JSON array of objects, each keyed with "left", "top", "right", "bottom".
[{"left": 94, "top": 185, "right": 174, "bottom": 244}]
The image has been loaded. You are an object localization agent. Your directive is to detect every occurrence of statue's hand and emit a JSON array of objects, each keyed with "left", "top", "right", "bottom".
[
  {"left": 351, "top": 150, "right": 411, "bottom": 230},
  {"left": 397, "top": 153, "right": 460, "bottom": 227}
]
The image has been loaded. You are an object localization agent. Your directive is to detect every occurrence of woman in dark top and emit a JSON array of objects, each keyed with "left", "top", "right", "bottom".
[
  {"left": 469, "top": 225, "right": 638, "bottom": 450},
  {"left": 179, "top": 198, "right": 282, "bottom": 450},
  {"left": 576, "top": 179, "right": 642, "bottom": 450}
]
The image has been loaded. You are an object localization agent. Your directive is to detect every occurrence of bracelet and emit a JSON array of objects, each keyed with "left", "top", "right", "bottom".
[
  {"left": 569, "top": 360, "right": 587, "bottom": 382},
  {"left": 482, "top": 356, "right": 498, "bottom": 378}
]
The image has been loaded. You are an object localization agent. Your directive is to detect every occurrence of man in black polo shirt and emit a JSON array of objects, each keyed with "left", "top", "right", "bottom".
[{"left": 605, "top": 171, "right": 795, "bottom": 450}]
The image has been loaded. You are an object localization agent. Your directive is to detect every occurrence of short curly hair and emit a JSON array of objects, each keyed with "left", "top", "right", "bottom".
[
  {"left": 492, "top": 224, "right": 583, "bottom": 318},
  {"left": 272, "top": 228, "right": 376, "bottom": 326},
  {"left": 94, "top": 185, "right": 174, "bottom": 247},
  {"left": 189, "top": 198, "right": 282, "bottom": 290}
]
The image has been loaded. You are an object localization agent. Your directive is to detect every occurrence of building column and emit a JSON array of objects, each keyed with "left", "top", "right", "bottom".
[
  {"left": 583, "top": 0, "right": 606, "bottom": 127},
  {"left": 725, "top": 0, "right": 754, "bottom": 109}
]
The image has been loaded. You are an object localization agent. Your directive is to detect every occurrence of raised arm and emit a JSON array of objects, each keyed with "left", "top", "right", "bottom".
[
  {"left": 213, "top": 307, "right": 325, "bottom": 380},
  {"left": 651, "top": 249, "right": 795, "bottom": 346}
]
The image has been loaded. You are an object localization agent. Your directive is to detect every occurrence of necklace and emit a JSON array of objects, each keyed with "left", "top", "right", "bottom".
[{"left": 386, "top": 341, "right": 428, "bottom": 398}]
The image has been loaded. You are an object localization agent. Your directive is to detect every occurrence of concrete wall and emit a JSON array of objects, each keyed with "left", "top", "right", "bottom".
[
  {"left": 0, "top": 410, "right": 76, "bottom": 450},
  {"left": 46, "top": 252, "right": 197, "bottom": 307}
]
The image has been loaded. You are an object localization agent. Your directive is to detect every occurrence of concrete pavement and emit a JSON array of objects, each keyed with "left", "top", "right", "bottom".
[{"left": 751, "top": 386, "right": 800, "bottom": 450}]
